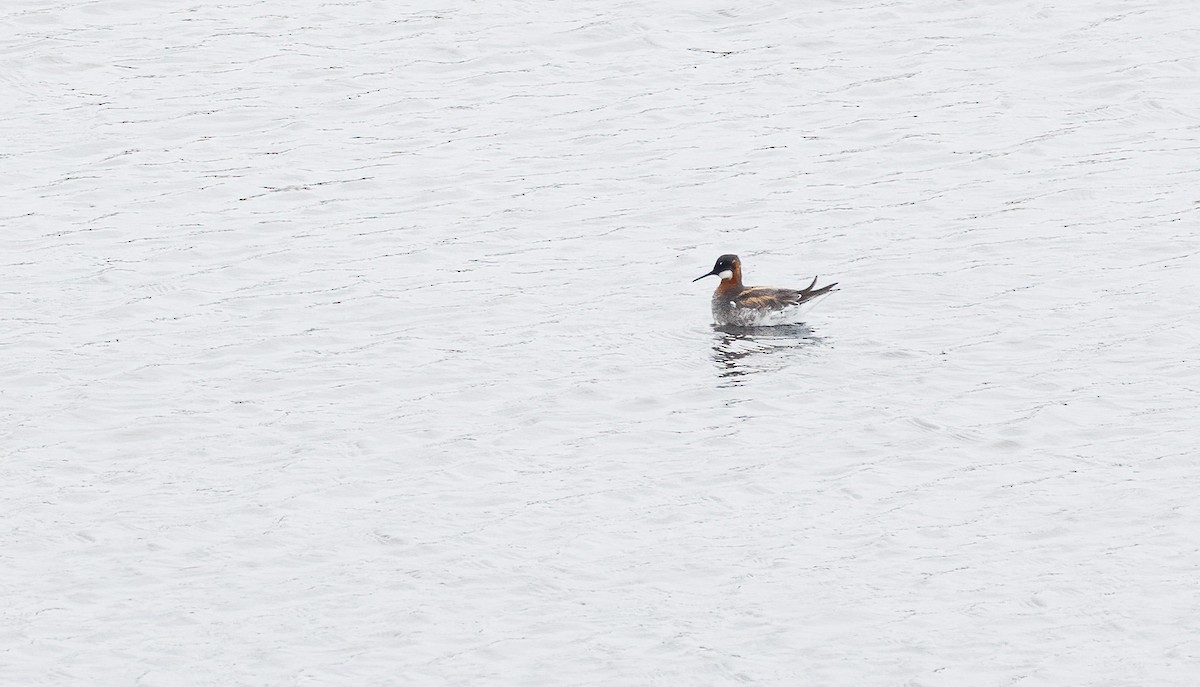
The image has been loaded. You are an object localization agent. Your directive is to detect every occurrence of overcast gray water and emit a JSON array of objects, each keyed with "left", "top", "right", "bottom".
[{"left": 4, "top": 1, "right": 1200, "bottom": 684}]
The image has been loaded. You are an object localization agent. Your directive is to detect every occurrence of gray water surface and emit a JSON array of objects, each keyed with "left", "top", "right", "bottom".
[{"left": 4, "top": 0, "right": 1199, "bottom": 684}]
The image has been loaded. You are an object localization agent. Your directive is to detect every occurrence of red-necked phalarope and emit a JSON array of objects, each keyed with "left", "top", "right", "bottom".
[{"left": 693, "top": 254, "right": 838, "bottom": 326}]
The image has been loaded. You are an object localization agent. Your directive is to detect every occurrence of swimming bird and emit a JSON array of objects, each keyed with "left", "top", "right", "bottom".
[{"left": 693, "top": 254, "right": 837, "bottom": 326}]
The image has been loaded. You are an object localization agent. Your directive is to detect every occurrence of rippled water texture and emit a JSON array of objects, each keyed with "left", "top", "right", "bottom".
[{"left": 4, "top": 1, "right": 1199, "bottom": 684}]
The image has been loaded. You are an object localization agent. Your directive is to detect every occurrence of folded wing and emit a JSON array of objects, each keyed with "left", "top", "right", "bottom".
[{"left": 737, "top": 277, "right": 838, "bottom": 309}]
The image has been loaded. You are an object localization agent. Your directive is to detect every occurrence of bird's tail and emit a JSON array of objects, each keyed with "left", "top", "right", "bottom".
[{"left": 799, "top": 276, "right": 838, "bottom": 303}]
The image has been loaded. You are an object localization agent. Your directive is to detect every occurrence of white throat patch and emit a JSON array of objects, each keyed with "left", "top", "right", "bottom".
[{"left": 717, "top": 270, "right": 734, "bottom": 280}]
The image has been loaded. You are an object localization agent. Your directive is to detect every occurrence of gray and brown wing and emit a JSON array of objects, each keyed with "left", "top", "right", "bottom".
[
  {"left": 735, "top": 278, "right": 838, "bottom": 308},
  {"left": 733, "top": 287, "right": 803, "bottom": 309}
]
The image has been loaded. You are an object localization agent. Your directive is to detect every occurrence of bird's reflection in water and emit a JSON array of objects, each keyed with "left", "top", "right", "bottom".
[{"left": 712, "top": 323, "right": 825, "bottom": 384}]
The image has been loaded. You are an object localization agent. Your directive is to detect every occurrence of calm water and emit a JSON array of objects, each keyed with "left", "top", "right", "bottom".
[{"left": 4, "top": 0, "right": 1199, "bottom": 684}]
